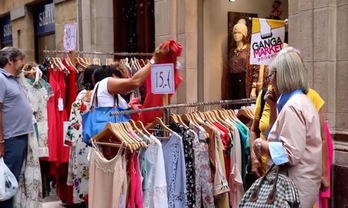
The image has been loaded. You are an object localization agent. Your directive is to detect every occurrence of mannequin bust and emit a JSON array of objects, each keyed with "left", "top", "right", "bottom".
[{"left": 227, "top": 19, "right": 259, "bottom": 99}]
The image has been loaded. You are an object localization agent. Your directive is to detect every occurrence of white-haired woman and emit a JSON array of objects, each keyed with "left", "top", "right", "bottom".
[{"left": 252, "top": 47, "right": 322, "bottom": 208}]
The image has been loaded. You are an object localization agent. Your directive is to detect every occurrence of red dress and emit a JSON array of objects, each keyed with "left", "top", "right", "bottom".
[
  {"left": 139, "top": 40, "right": 183, "bottom": 124},
  {"left": 47, "top": 66, "right": 74, "bottom": 205},
  {"left": 63, "top": 59, "right": 78, "bottom": 116}
]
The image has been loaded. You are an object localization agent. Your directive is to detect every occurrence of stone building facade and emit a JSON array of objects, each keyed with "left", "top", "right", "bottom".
[{"left": 1, "top": 0, "right": 348, "bottom": 206}]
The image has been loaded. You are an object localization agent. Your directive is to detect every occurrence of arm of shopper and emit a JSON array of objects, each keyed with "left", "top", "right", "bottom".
[
  {"left": 107, "top": 47, "right": 168, "bottom": 95},
  {"left": 266, "top": 106, "right": 307, "bottom": 166},
  {"left": 250, "top": 92, "right": 262, "bottom": 160},
  {"left": 107, "top": 62, "right": 152, "bottom": 94}
]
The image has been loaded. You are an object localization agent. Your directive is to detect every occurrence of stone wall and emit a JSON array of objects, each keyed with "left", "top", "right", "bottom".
[
  {"left": 288, "top": 0, "right": 348, "bottom": 207},
  {"left": 155, "top": 0, "right": 199, "bottom": 104},
  {"left": 0, "top": 0, "right": 77, "bottom": 62}
]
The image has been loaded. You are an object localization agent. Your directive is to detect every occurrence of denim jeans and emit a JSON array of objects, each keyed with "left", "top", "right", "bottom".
[{"left": 0, "top": 134, "right": 28, "bottom": 208}]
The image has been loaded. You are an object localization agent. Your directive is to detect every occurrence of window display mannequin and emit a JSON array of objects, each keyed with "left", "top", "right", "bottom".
[{"left": 226, "top": 19, "right": 258, "bottom": 100}]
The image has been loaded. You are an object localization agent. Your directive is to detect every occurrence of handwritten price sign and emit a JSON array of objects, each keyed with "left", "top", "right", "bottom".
[
  {"left": 151, "top": 63, "right": 175, "bottom": 94},
  {"left": 63, "top": 23, "right": 77, "bottom": 51}
]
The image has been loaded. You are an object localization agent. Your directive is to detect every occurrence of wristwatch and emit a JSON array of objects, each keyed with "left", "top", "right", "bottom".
[{"left": 150, "top": 58, "right": 156, "bottom": 65}]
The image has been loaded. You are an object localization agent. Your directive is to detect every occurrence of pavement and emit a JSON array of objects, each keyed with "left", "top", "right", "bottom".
[{"left": 42, "top": 196, "right": 65, "bottom": 208}]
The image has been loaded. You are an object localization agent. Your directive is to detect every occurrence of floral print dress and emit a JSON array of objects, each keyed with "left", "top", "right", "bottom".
[
  {"left": 65, "top": 90, "right": 92, "bottom": 203},
  {"left": 14, "top": 75, "right": 50, "bottom": 208}
]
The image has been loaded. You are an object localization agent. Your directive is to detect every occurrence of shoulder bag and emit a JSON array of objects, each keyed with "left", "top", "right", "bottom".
[
  {"left": 82, "top": 82, "right": 130, "bottom": 145},
  {"left": 240, "top": 164, "right": 301, "bottom": 208}
]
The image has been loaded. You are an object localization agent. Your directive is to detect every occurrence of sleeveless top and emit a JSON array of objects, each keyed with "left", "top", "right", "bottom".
[{"left": 92, "top": 77, "right": 129, "bottom": 109}]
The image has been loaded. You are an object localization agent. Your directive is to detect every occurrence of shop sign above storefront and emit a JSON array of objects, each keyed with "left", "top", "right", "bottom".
[
  {"left": 250, "top": 18, "right": 285, "bottom": 65},
  {"left": 34, "top": 2, "right": 55, "bottom": 35},
  {"left": 0, "top": 15, "right": 12, "bottom": 43}
]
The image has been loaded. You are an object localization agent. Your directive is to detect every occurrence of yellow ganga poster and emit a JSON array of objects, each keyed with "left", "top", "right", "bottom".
[{"left": 250, "top": 18, "right": 286, "bottom": 65}]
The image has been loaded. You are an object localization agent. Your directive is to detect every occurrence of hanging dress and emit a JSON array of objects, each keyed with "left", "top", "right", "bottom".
[
  {"left": 65, "top": 89, "right": 92, "bottom": 203},
  {"left": 88, "top": 143, "right": 128, "bottom": 208},
  {"left": 14, "top": 75, "right": 46, "bottom": 208}
]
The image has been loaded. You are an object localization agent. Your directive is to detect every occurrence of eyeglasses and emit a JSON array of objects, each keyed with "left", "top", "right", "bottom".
[{"left": 266, "top": 71, "right": 276, "bottom": 80}]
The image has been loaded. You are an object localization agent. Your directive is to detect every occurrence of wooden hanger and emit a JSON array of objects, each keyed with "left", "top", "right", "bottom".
[
  {"left": 146, "top": 117, "right": 175, "bottom": 137},
  {"left": 176, "top": 114, "right": 189, "bottom": 128},
  {"left": 117, "top": 123, "right": 141, "bottom": 150},
  {"left": 51, "top": 57, "right": 59, "bottom": 70},
  {"left": 57, "top": 57, "right": 70, "bottom": 74},
  {"left": 122, "top": 122, "right": 147, "bottom": 148},
  {"left": 182, "top": 113, "right": 195, "bottom": 126},
  {"left": 76, "top": 57, "right": 87, "bottom": 69},
  {"left": 140, "top": 59, "right": 146, "bottom": 67},
  {"left": 65, "top": 56, "right": 79, "bottom": 73},
  {"left": 135, "top": 58, "right": 142, "bottom": 71},
  {"left": 128, "top": 119, "right": 151, "bottom": 144},
  {"left": 93, "top": 122, "right": 134, "bottom": 152},
  {"left": 237, "top": 108, "right": 253, "bottom": 120},
  {"left": 170, "top": 114, "right": 179, "bottom": 124},
  {"left": 135, "top": 120, "right": 151, "bottom": 137}
]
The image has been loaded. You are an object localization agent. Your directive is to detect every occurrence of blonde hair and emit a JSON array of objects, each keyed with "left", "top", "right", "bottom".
[{"left": 269, "top": 47, "right": 309, "bottom": 94}]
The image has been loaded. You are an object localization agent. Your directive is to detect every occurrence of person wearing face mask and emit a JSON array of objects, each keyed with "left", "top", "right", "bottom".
[{"left": 0, "top": 47, "right": 33, "bottom": 208}]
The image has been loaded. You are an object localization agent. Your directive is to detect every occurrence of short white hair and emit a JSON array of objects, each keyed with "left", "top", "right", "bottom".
[{"left": 269, "top": 47, "right": 309, "bottom": 94}]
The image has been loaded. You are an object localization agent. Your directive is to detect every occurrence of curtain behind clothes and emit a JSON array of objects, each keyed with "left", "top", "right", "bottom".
[{"left": 113, "top": 0, "right": 155, "bottom": 56}]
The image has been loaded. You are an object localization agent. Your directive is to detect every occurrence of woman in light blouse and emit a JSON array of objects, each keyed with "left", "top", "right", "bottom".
[{"left": 252, "top": 47, "right": 322, "bottom": 208}]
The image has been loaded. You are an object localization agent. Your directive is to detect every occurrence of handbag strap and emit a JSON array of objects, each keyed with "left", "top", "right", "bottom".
[
  {"left": 250, "top": 164, "right": 277, "bottom": 202},
  {"left": 250, "top": 164, "right": 296, "bottom": 205},
  {"left": 91, "top": 81, "right": 119, "bottom": 108}
]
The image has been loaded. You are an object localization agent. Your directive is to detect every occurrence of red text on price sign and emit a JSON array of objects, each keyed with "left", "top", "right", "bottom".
[{"left": 151, "top": 63, "right": 175, "bottom": 94}]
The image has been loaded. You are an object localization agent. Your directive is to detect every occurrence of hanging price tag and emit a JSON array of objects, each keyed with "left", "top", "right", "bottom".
[
  {"left": 63, "top": 23, "right": 77, "bottom": 51},
  {"left": 151, "top": 63, "right": 175, "bottom": 94},
  {"left": 58, "top": 97, "right": 64, "bottom": 111}
]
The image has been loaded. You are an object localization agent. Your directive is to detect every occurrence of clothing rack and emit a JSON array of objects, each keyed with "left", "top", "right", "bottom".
[
  {"left": 43, "top": 50, "right": 153, "bottom": 57},
  {"left": 111, "top": 98, "right": 255, "bottom": 116}
]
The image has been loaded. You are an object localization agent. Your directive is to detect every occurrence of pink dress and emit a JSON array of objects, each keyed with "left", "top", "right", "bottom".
[{"left": 318, "top": 121, "right": 333, "bottom": 208}]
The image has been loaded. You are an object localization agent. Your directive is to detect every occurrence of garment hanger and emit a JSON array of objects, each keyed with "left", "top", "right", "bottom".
[
  {"left": 237, "top": 108, "right": 253, "bottom": 120},
  {"left": 128, "top": 119, "right": 151, "bottom": 144},
  {"left": 51, "top": 57, "right": 59, "bottom": 69},
  {"left": 93, "top": 122, "right": 133, "bottom": 152},
  {"left": 135, "top": 120, "right": 151, "bottom": 137},
  {"left": 125, "top": 121, "right": 148, "bottom": 148},
  {"left": 176, "top": 114, "right": 189, "bottom": 129},
  {"left": 135, "top": 58, "right": 142, "bottom": 71},
  {"left": 65, "top": 55, "right": 79, "bottom": 73},
  {"left": 181, "top": 113, "right": 195, "bottom": 126},
  {"left": 170, "top": 114, "right": 179, "bottom": 124},
  {"left": 140, "top": 59, "right": 146, "bottom": 67},
  {"left": 112, "top": 123, "right": 138, "bottom": 152},
  {"left": 57, "top": 57, "right": 70, "bottom": 74},
  {"left": 75, "top": 57, "right": 85, "bottom": 69},
  {"left": 121, "top": 122, "right": 146, "bottom": 149},
  {"left": 146, "top": 117, "right": 175, "bottom": 138},
  {"left": 118, "top": 123, "right": 141, "bottom": 150}
]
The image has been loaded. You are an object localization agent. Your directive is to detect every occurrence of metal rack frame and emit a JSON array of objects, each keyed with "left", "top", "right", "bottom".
[
  {"left": 43, "top": 50, "right": 153, "bottom": 57},
  {"left": 110, "top": 98, "right": 255, "bottom": 116}
]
